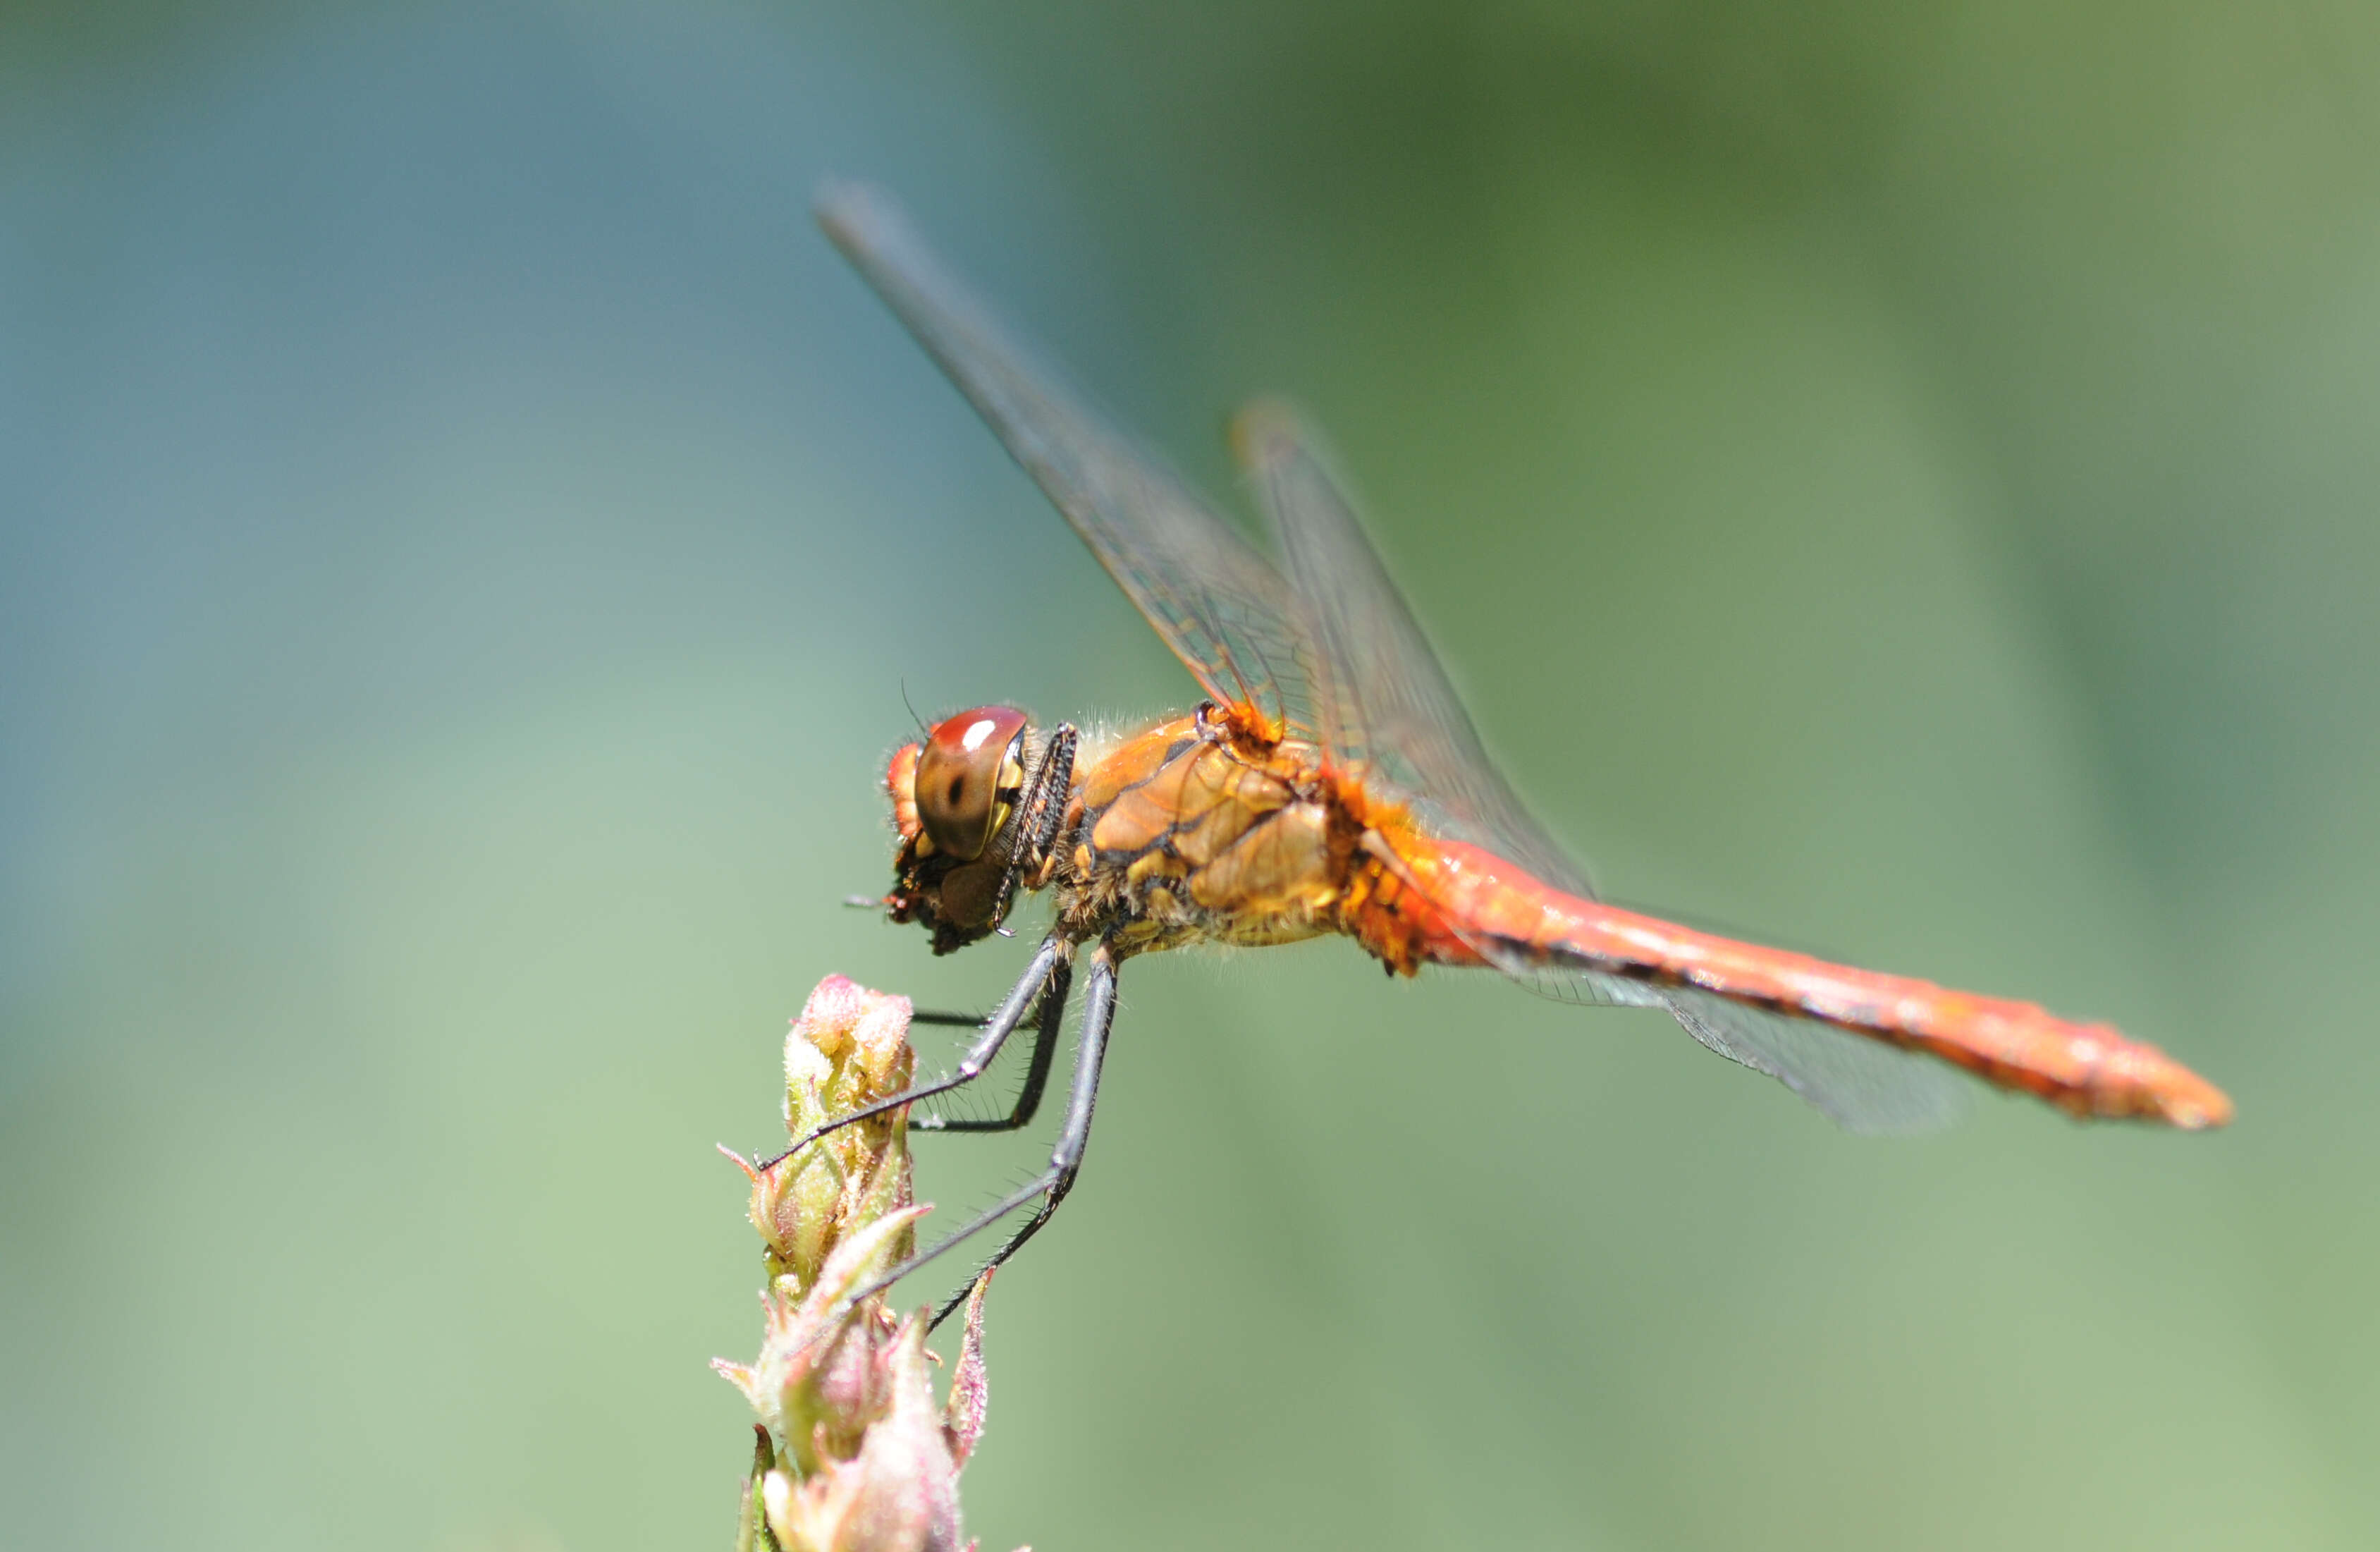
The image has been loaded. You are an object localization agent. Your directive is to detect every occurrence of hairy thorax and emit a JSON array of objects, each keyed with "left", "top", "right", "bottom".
[{"left": 1049, "top": 711, "right": 1357, "bottom": 956}]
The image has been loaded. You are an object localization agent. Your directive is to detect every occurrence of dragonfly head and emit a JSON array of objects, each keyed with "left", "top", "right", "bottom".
[{"left": 882, "top": 705, "right": 1038, "bottom": 954}]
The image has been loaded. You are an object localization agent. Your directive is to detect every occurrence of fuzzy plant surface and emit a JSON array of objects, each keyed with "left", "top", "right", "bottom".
[{"left": 716, "top": 976, "right": 1015, "bottom": 1552}]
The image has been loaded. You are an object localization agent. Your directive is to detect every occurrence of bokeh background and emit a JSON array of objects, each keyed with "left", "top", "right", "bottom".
[{"left": 6, "top": 3, "right": 2376, "bottom": 1548}]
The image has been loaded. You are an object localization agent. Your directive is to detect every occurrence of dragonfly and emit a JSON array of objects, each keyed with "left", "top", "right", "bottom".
[{"left": 793, "top": 183, "right": 2232, "bottom": 1324}]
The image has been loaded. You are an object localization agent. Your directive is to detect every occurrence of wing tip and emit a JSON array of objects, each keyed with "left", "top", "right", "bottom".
[
  {"left": 1824, "top": 1087, "right": 1973, "bottom": 1137},
  {"left": 1227, "top": 396, "right": 1311, "bottom": 476},
  {"left": 813, "top": 177, "right": 903, "bottom": 256}
]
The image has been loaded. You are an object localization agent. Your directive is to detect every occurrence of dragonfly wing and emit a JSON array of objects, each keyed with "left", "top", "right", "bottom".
[
  {"left": 1654, "top": 982, "right": 1972, "bottom": 1132},
  {"left": 818, "top": 185, "right": 1314, "bottom": 738},
  {"left": 1233, "top": 401, "right": 1593, "bottom": 896},
  {"left": 1444, "top": 912, "right": 1971, "bottom": 1133},
  {"left": 1566, "top": 969, "right": 1968, "bottom": 1133},
  {"left": 830, "top": 204, "right": 1978, "bottom": 1134},
  {"left": 1239, "top": 403, "right": 1968, "bottom": 1132}
]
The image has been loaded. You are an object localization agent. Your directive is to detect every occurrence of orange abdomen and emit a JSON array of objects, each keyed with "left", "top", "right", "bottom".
[{"left": 1353, "top": 831, "right": 2231, "bottom": 1128}]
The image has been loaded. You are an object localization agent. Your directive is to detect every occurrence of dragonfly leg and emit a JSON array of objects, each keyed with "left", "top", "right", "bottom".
[
  {"left": 926, "top": 957, "right": 1072, "bottom": 1135},
  {"left": 754, "top": 934, "right": 1068, "bottom": 1173},
  {"left": 837, "top": 939, "right": 1121, "bottom": 1329}
]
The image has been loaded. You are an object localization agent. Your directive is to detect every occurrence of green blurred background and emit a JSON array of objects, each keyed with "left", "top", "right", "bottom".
[{"left": 5, "top": 2, "right": 2374, "bottom": 1547}]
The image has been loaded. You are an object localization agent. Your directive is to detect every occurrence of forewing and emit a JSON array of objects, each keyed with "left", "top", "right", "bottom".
[
  {"left": 1241, "top": 403, "right": 1965, "bottom": 1132},
  {"left": 1233, "top": 401, "right": 1592, "bottom": 894},
  {"left": 818, "top": 185, "right": 1314, "bottom": 735}
]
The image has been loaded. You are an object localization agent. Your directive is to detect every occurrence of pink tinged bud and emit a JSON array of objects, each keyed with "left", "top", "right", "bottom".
[
  {"left": 716, "top": 1204, "right": 933, "bottom": 1469},
  {"left": 723, "top": 977, "right": 1019, "bottom": 1551},
  {"left": 761, "top": 1320, "right": 967, "bottom": 1552},
  {"left": 788, "top": 976, "right": 918, "bottom": 1092},
  {"left": 844, "top": 989, "right": 919, "bottom": 1092},
  {"left": 940, "top": 1273, "right": 994, "bottom": 1468},
  {"left": 789, "top": 974, "right": 873, "bottom": 1061},
  {"left": 735, "top": 978, "right": 921, "bottom": 1295}
]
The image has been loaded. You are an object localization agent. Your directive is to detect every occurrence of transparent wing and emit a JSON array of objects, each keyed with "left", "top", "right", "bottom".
[
  {"left": 1548, "top": 968, "right": 1970, "bottom": 1134},
  {"left": 818, "top": 185, "right": 1315, "bottom": 738},
  {"left": 1232, "top": 401, "right": 1593, "bottom": 896},
  {"left": 826, "top": 195, "right": 1966, "bottom": 1133},
  {"left": 1237, "top": 402, "right": 1967, "bottom": 1132}
]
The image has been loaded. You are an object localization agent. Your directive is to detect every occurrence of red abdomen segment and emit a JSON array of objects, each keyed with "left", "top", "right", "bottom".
[{"left": 1364, "top": 834, "right": 2232, "bottom": 1129}]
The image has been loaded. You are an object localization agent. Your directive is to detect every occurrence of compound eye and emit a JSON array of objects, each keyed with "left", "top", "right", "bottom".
[{"left": 914, "top": 706, "right": 1030, "bottom": 862}]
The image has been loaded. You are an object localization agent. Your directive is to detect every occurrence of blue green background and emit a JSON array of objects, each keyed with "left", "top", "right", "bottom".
[{"left": 5, "top": 4, "right": 2374, "bottom": 1548}]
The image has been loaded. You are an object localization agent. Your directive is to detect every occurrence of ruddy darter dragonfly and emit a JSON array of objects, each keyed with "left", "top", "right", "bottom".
[{"left": 795, "top": 184, "right": 2232, "bottom": 1321}]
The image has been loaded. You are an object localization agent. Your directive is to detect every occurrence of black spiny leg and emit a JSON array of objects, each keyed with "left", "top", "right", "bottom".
[
  {"left": 834, "top": 936, "right": 1122, "bottom": 1328},
  {"left": 754, "top": 934, "right": 1069, "bottom": 1172},
  {"left": 924, "top": 957, "right": 1071, "bottom": 1135}
]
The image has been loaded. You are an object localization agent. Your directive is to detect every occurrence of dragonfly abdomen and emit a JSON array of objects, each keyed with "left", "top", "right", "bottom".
[{"left": 1363, "top": 832, "right": 2231, "bottom": 1128}]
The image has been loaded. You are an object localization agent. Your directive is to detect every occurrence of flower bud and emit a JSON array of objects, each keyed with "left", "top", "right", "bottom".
[
  {"left": 731, "top": 976, "right": 919, "bottom": 1297},
  {"left": 716, "top": 977, "right": 1019, "bottom": 1552}
]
